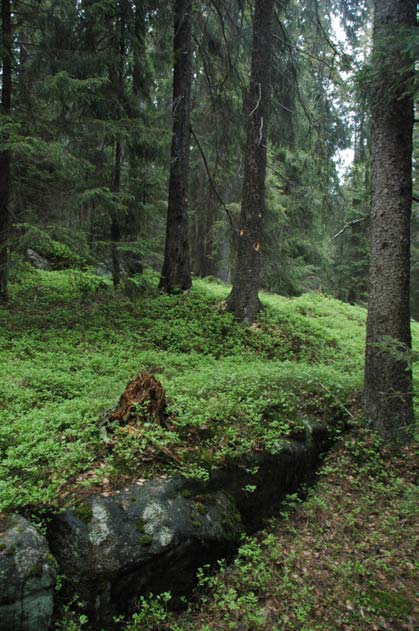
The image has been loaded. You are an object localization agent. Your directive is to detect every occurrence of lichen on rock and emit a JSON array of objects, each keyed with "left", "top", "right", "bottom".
[{"left": 0, "top": 514, "right": 56, "bottom": 631}]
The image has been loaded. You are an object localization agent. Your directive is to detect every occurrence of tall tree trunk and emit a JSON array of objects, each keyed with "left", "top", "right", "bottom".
[
  {"left": 0, "top": 0, "right": 11, "bottom": 304},
  {"left": 110, "top": 1, "right": 127, "bottom": 288},
  {"left": 199, "top": 186, "right": 218, "bottom": 278},
  {"left": 111, "top": 140, "right": 122, "bottom": 288},
  {"left": 159, "top": 0, "right": 193, "bottom": 293},
  {"left": 192, "top": 180, "right": 218, "bottom": 278},
  {"left": 126, "top": 0, "right": 149, "bottom": 244},
  {"left": 227, "top": 0, "right": 274, "bottom": 322},
  {"left": 363, "top": 0, "right": 415, "bottom": 441},
  {"left": 132, "top": 0, "right": 148, "bottom": 101}
]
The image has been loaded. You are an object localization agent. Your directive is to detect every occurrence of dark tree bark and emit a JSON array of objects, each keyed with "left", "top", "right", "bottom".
[
  {"left": 193, "top": 183, "right": 218, "bottom": 278},
  {"left": 126, "top": 0, "right": 149, "bottom": 243},
  {"left": 227, "top": 0, "right": 275, "bottom": 321},
  {"left": 111, "top": 140, "right": 122, "bottom": 289},
  {"left": 363, "top": 0, "right": 416, "bottom": 441},
  {"left": 110, "top": 1, "right": 127, "bottom": 289},
  {"left": 0, "top": 0, "right": 11, "bottom": 304},
  {"left": 159, "top": 0, "right": 193, "bottom": 293},
  {"left": 132, "top": 0, "right": 149, "bottom": 101}
]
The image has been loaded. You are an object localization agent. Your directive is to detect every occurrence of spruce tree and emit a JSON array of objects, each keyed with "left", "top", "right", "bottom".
[
  {"left": 0, "top": 0, "right": 11, "bottom": 303},
  {"left": 227, "top": 0, "right": 275, "bottom": 321},
  {"left": 363, "top": 0, "right": 415, "bottom": 441},
  {"left": 159, "top": 0, "right": 193, "bottom": 293}
]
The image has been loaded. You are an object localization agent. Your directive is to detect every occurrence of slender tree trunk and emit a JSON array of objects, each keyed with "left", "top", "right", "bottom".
[
  {"left": 111, "top": 140, "right": 122, "bottom": 288},
  {"left": 132, "top": 0, "right": 148, "bottom": 101},
  {"left": 227, "top": 0, "right": 274, "bottom": 322},
  {"left": 159, "top": 0, "right": 193, "bottom": 293},
  {"left": 126, "top": 0, "right": 149, "bottom": 245},
  {"left": 363, "top": 0, "right": 415, "bottom": 441},
  {"left": 200, "top": 187, "right": 218, "bottom": 278},
  {"left": 110, "top": 1, "right": 127, "bottom": 288},
  {"left": 193, "top": 182, "right": 218, "bottom": 278},
  {"left": 0, "top": 0, "right": 11, "bottom": 304}
]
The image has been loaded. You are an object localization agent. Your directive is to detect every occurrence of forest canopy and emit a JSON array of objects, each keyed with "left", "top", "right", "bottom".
[{"left": 0, "top": 0, "right": 416, "bottom": 314}]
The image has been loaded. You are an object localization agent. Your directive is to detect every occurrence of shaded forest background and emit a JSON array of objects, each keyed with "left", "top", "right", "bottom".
[{"left": 1, "top": 0, "right": 417, "bottom": 316}]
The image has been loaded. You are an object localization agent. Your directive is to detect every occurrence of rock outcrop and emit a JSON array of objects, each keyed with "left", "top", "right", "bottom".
[
  {"left": 48, "top": 477, "right": 242, "bottom": 626},
  {"left": 0, "top": 418, "right": 331, "bottom": 630},
  {"left": 0, "top": 514, "right": 56, "bottom": 631},
  {"left": 26, "top": 249, "right": 52, "bottom": 271}
]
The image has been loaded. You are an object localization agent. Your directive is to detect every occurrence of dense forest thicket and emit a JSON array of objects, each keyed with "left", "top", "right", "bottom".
[{"left": 0, "top": 0, "right": 418, "bottom": 630}]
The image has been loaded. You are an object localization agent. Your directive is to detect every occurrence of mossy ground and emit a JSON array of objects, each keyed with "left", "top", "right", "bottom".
[
  {"left": 161, "top": 429, "right": 418, "bottom": 631},
  {"left": 58, "top": 431, "right": 418, "bottom": 631},
  {"left": 3, "top": 266, "right": 404, "bottom": 513},
  {"left": 1, "top": 266, "right": 417, "bottom": 631}
]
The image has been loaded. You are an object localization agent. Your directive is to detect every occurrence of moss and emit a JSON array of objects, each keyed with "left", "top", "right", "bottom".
[
  {"left": 135, "top": 518, "right": 146, "bottom": 534},
  {"left": 27, "top": 560, "right": 44, "bottom": 578},
  {"left": 139, "top": 534, "right": 153, "bottom": 546},
  {"left": 195, "top": 502, "right": 207, "bottom": 515},
  {"left": 181, "top": 489, "right": 193, "bottom": 499},
  {"left": 191, "top": 520, "right": 201, "bottom": 528},
  {"left": 221, "top": 511, "right": 242, "bottom": 536},
  {"left": 5, "top": 544, "right": 16, "bottom": 556},
  {"left": 0, "top": 543, "right": 6, "bottom": 552},
  {"left": 47, "top": 553, "right": 59, "bottom": 570},
  {"left": 74, "top": 502, "right": 93, "bottom": 524},
  {"left": 195, "top": 493, "right": 217, "bottom": 506}
]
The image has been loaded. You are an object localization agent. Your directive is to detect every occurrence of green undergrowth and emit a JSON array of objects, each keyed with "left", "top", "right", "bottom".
[
  {"left": 118, "top": 428, "right": 416, "bottom": 631},
  {"left": 0, "top": 266, "right": 417, "bottom": 513}
]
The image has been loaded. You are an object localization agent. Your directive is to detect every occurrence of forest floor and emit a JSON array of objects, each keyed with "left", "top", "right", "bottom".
[
  {"left": 0, "top": 265, "right": 417, "bottom": 631},
  {"left": 165, "top": 429, "right": 418, "bottom": 631}
]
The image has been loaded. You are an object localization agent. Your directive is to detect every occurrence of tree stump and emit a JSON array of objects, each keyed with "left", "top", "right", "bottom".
[{"left": 100, "top": 373, "right": 169, "bottom": 444}]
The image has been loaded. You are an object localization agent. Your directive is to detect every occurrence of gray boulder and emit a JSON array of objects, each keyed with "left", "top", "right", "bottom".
[
  {"left": 120, "top": 251, "right": 143, "bottom": 276},
  {"left": 0, "top": 514, "right": 56, "bottom": 631},
  {"left": 48, "top": 477, "right": 242, "bottom": 626},
  {"left": 95, "top": 252, "right": 143, "bottom": 279},
  {"left": 95, "top": 262, "right": 112, "bottom": 277},
  {"left": 26, "top": 249, "right": 52, "bottom": 271}
]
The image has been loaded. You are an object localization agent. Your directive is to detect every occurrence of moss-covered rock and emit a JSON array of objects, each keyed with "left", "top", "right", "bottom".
[
  {"left": 47, "top": 477, "right": 243, "bottom": 626},
  {"left": 0, "top": 514, "right": 55, "bottom": 631}
]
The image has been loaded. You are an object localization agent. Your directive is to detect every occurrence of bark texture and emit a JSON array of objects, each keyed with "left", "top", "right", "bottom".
[
  {"left": 363, "top": 0, "right": 415, "bottom": 441},
  {"left": 110, "top": 2, "right": 127, "bottom": 289},
  {"left": 132, "top": 0, "right": 149, "bottom": 101},
  {"left": 159, "top": 0, "right": 193, "bottom": 293},
  {"left": 0, "top": 0, "right": 11, "bottom": 303},
  {"left": 193, "top": 183, "right": 218, "bottom": 278},
  {"left": 227, "top": 0, "right": 275, "bottom": 322}
]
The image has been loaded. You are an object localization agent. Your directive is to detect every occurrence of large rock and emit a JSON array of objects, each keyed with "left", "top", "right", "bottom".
[
  {"left": 26, "top": 249, "right": 52, "bottom": 271},
  {"left": 120, "top": 251, "right": 143, "bottom": 276},
  {"left": 0, "top": 514, "right": 56, "bottom": 631},
  {"left": 47, "top": 420, "right": 331, "bottom": 626},
  {"left": 206, "top": 420, "right": 330, "bottom": 531},
  {"left": 95, "top": 252, "right": 143, "bottom": 279},
  {"left": 48, "top": 477, "right": 242, "bottom": 626}
]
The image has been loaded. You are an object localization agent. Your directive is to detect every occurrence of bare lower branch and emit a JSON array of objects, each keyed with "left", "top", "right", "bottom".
[{"left": 331, "top": 217, "right": 366, "bottom": 240}]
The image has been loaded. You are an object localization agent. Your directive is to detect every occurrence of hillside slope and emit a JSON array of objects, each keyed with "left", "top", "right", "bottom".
[{"left": 0, "top": 268, "right": 417, "bottom": 515}]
